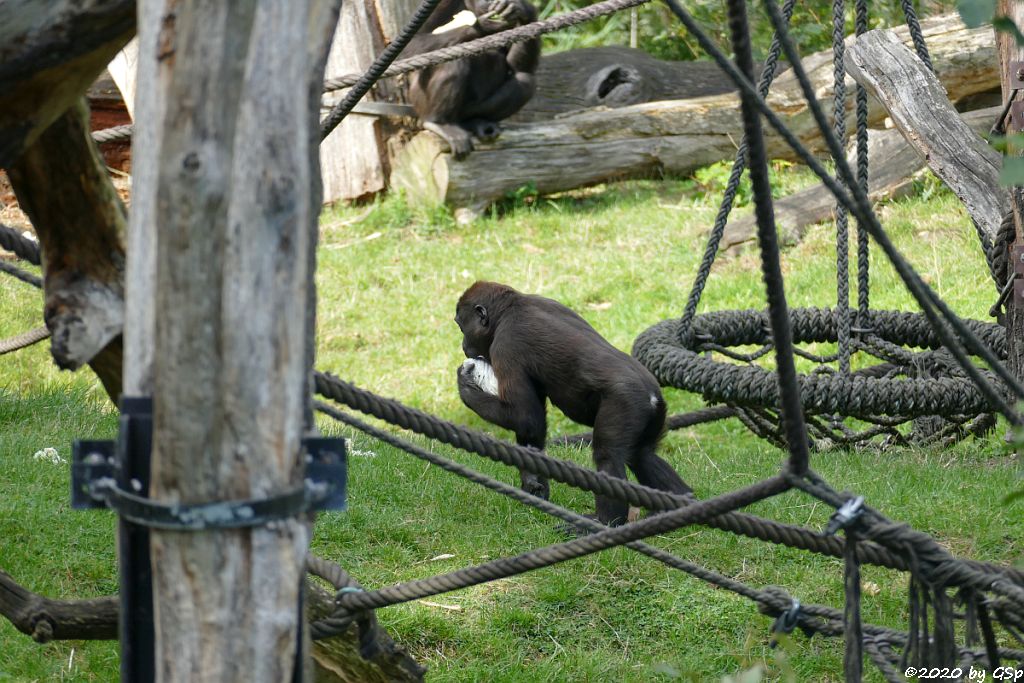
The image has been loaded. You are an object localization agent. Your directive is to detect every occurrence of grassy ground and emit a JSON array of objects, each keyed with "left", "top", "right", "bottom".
[{"left": 1, "top": 166, "right": 1021, "bottom": 681}]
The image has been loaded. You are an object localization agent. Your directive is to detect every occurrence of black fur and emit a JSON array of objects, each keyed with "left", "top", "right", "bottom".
[
  {"left": 406, "top": 0, "right": 539, "bottom": 159},
  {"left": 454, "top": 281, "right": 691, "bottom": 525}
]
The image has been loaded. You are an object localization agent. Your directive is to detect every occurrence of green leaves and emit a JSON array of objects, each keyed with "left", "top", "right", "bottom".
[
  {"left": 957, "top": 0, "right": 995, "bottom": 28},
  {"left": 994, "top": 15, "right": 1024, "bottom": 45}
]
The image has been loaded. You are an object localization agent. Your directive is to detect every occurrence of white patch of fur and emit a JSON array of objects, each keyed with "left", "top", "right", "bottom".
[
  {"left": 463, "top": 358, "right": 499, "bottom": 396},
  {"left": 650, "top": 393, "right": 659, "bottom": 409}
]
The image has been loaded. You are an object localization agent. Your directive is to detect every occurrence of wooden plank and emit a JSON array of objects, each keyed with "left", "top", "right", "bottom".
[{"left": 846, "top": 27, "right": 1006, "bottom": 245}]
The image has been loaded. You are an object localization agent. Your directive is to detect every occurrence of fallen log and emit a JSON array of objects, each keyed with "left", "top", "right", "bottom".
[
  {"left": 720, "top": 107, "right": 1000, "bottom": 253},
  {"left": 511, "top": 47, "right": 759, "bottom": 123},
  {"left": 847, "top": 27, "right": 1007, "bottom": 249},
  {"left": 0, "top": 566, "right": 424, "bottom": 682},
  {"left": 391, "top": 13, "right": 996, "bottom": 221}
]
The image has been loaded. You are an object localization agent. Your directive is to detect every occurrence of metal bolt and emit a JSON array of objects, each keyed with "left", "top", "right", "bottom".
[{"left": 1017, "top": 67, "right": 1024, "bottom": 81}]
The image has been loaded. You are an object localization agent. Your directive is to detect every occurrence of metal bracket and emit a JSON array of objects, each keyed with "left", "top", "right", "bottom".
[
  {"left": 1011, "top": 61, "right": 1024, "bottom": 89},
  {"left": 71, "top": 440, "right": 116, "bottom": 509},
  {"left": 824, "top": 495, "right": 865, "bottom": 536},
  {"left": 1011, "top": 102, "right": 1024, "bottom": 134},
  {"left": 1013, "top": 244, "right": 1024, "bottom": 302},
  {"left": 72, "top": 435, "right": 348, "bottom": 523}
]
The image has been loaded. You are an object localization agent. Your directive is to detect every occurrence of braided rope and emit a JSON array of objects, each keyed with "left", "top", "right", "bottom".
[
  {"left": 90, "top": 125, "right": 133, "bottom": 144},
  {"left": 335, "top": 476, "right": 789, "bottom": 612},
  {"left": 0, "top": 326, "right": 49, "bottom": 356},
  {"left": 676, "top": 0, "right": 797, "bottom": 342},
  {"left": 899, "top": 0, "right": 934, "bottom": 71},
  {"left": 0, "top": 259, "right": 41, "bottom": 288},
  {"left": 664, "top": 0, "right": 1024, "bottom": 422},
  {"left": 0, "top": 224, "right": 41, "bottom": 265},
  {"left": 854, "top": 0, "right": 870, "bottom": 319},
  {"left": 832, "top": 0, "right": 852, "bottom": 375},
  {"left": 323, "top": 0, "right": 651, "bottom": 93}
]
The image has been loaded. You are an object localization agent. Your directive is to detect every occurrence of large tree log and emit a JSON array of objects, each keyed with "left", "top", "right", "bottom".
[
  {"left": 511, "top": 47, "right": 756, "bottom": 123},
  {"left": 6, "top": 100, "right": 126, "bottom": 401},
  {"left": 720, "top": 107, "right": 1001, "bottom": 253},
  {"left": 846, "top": 28, "right": 1006, "bottom": 247},
  {"left": 392, "top": 13, "right": 996, "bottom": 220},
  {"left": 0, "top": 0, "right": 134, "bottom": 167}
]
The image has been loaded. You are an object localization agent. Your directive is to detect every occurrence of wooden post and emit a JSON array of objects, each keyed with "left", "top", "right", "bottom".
[
  {"left": 127, "top": 1, "right": 341, "bottom": 680},
  {"left": 320, "top": 0, "right": 419, "bottom": 203},
  {"left": 997, "top": 0, "right": 1024, "bottom": 384}
]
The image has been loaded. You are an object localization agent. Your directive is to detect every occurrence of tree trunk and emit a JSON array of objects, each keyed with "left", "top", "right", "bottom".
[
  {"left": 846, "top": 29, "right": 1006, "bottom": 246},
  {"left": 321, "top": 0, "right": 419, "bottom": 203},
  {"left": 721, "top": 107, "right": 1001, "bottom": 253},
  {"left": 129, "top": 2, "right": 340, "bottom": 680},
  {"left": 998, "top": 0, "right": 1024, "bottom": 389},
  {"left": 391, "top": 13, "right": 997, "bottom": 219},
  {"left": 6, "top": 100, "right": 126, "bottom": 401}
]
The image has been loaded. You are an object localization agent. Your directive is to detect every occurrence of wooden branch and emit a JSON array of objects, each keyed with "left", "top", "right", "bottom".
[
  {"left": 0, "top": 0, "right": 134, "bottom": 167},
  {"left": 846, "top": 27, "right": 1006, "bottom": 245},
  {"left": 0, "top": 568, "right": 423, "bottom": 681},
  {"left": 0, "top": 568, "right": 117, "bottom": 643},
  {"left": 391, "top": 13, "right": 997, "bottom": 219},
  {"left": 6, "top": 99, "right": 126, "bottom": 400},
  {"left": 721, "top": 107, "right": 1001, "bottom": 253}
]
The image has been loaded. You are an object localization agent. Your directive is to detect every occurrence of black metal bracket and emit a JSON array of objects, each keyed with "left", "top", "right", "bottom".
[{"left": 73, "top": 436, "right": 347, "bottom": 525}]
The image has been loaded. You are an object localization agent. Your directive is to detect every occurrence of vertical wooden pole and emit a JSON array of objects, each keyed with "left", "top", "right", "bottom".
[
  {"left": 998, "top": 1, "right": 1024, "bottom": 386},
  {"left": 126, "top": 1, "right": 340, "bottom": 680}
]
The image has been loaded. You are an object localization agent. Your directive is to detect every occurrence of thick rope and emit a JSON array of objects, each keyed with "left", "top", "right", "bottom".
[
  {"left": 0, "top": 224, "right": 41, "bottom": 265},
  {"left": 676, "top": 0, "right": 797, "bottom": 342},
  {"left": 0, "top": 259, "right": 41, "bottom": 288},
  {"left": 334, "top": 476, "right": 789, "bottom": 612},
  {"left": 724, "top": 0, "right": 811, "bottom": 475},
  {"left": 0, "top": 326, "right": 50, "bottom": 355},
  {"left": 322, "top": 0, "right": 652, "bottom": 92},
  {"left": 832, "top": 0, "right": 852, "bottom": 375},
  {"left": 662, "top": 0, "right": 1024, "bottom": 422},
  {"left": 855, "top": 0, "right": 870, "bottom": 319}
]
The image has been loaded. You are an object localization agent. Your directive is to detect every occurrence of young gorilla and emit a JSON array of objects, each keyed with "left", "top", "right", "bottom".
[
  {"left": 405, "top": 0, "right": 540, "bottom": 160},
  {"left": 455, "top": 281, "right": 692, "bottom": 526}
]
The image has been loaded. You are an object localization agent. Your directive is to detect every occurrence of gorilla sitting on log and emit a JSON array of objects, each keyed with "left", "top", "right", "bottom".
[
  {"left": 455, "top": 281, "right": 692, "bottom": 526},
  {"left": 406, "top": 0, "right": 539, "bottom": 159}
]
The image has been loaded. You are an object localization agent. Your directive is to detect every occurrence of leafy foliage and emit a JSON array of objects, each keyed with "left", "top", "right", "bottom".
[{"left": 542, "top": 0, "right": 955, "bottom": 62}]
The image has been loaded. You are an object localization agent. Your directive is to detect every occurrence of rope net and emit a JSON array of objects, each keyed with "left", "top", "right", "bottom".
[{"left": 2, "top": 0, "right": 1022, "bottom": 680}]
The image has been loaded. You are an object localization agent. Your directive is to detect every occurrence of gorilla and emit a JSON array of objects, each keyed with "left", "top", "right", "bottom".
[
  {"left": 455, "top": 281, "right": 691, "bottom": 526},
  {"left": 406, "top": 0, "right": 540, "bottom": 159}
]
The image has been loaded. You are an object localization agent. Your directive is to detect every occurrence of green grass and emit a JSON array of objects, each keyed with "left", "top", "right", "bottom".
[{"left": 2, "top": 166, "right": 1022, "bottom": 681}]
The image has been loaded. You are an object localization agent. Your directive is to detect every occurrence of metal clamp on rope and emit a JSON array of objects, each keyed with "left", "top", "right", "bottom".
[
  {"left": 82, "top": 477, "right": 334, "bottom": 531},
  {"left": 824, "top": 496, "right": 864, "bottom": 536},
  {"left": 769, "top": 599, "right": 801, "bottom": 648},
  {"left": 72, "top": 436, "right": 347, "bottom": 527}
]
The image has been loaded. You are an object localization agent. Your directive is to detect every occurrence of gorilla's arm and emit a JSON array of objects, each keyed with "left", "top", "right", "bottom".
[{"left": 457, "top": 364, "right": 546, "bottom": 447}]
